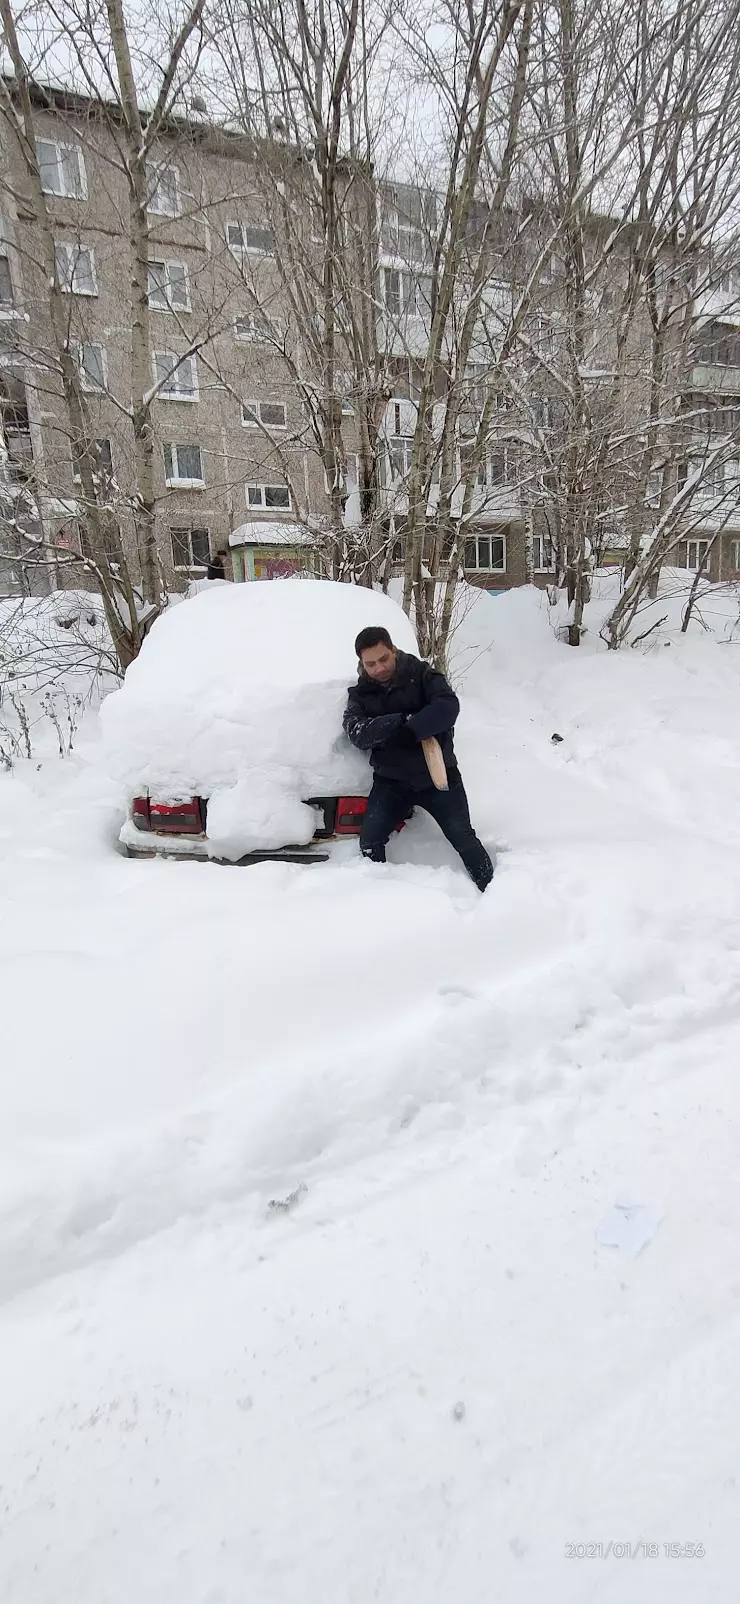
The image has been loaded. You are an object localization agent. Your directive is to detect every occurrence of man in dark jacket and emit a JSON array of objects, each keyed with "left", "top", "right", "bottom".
[{"left": 343, "top": 626, "right": 494, "bottom": 891}]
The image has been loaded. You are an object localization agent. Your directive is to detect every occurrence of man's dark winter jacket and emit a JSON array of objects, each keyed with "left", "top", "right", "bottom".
[{"left": 343, "top": 650, "right": 460, "bottom": 790}]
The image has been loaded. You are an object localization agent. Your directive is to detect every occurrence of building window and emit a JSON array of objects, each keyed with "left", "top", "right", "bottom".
[
  {"left": 73, "top": 438, "right": 113, "bottom": 483},
  {"left": 171, "top": 527, "right": 210, "bottom": 570},
  {"left": 76, "top": 343, "right": 107, "bottom": 391},
  {"left": 55, "top": 242, "right": 97, "bottom": 295},
  {"left": 381, "top": 188, "right": 434, "bottom": 262},
  {"left": 713, "top": 401, "right": 740, "bottom": 434},
  {"left": 0, "top": 256, "right": 14, "bottom": 306},
  {"left": 382, "top": 267, "right": 429, "bottom": 317},
  {"left": 489, "top": 447, "right": 510, "bottom": 485},
  {"left": 731, "top": 540, "right": 740, "bottom": 570},
  {"left": 388, "top": 435, "right": 414, "bottom": 478},
  {"left": 694, "top": 325, "right": 740, "bottom": 367},
  {"left": 163, "top": 442, "right": 204, "bottom": 486},
  {"left": 234, "top": 311, "right": 273, "bottom": 342},
  {"left": 148, "top": 259, "right": 190, "bottom": 312},
  {"left": 227, "top": 222, "right": 275, "bottom": 255},
  {"left": 464, "top": 533, "right": 506, "bottom": 571},
  {"left": 153, "top": 351, "right": 199, "bottom": 400},
  {"left": 533, "top": 533, "right": 555, "bottom": 571},
  {"left": 36, "top": 139, "right": 86, "bottom": 199},
  {"left": 147, "top": 162, "right": 179, "bottom": 217},
  {"left": 685, "top": 539, "right": 710, "bottom": 571},
  {"left": 247, "top": 483, "right": 291, "bottom": 510},
  {"left": 242, "top": 399, "right": 287, "bottom": 429}
]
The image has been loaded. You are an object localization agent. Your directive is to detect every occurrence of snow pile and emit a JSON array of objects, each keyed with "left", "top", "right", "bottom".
[
  {"left": 100, "top": 578, "right": 418, "bottom": 856},
  {"left": 5, "top": 573, "right": 740, "bottom": 1601}
]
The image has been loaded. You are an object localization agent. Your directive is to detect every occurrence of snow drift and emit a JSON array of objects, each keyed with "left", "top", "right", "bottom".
[{"left": 100, "top": 577, "right": 418, "bottom": 858}]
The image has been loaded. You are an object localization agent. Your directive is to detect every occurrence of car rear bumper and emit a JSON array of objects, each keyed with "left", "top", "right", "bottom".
[{"left": 118, "top": 816, "right": 334, "bottom": 865}]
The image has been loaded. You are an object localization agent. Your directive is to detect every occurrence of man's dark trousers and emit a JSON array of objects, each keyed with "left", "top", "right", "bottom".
[{"left": 360, "top": 770, "right": 494, "bottom": 888}]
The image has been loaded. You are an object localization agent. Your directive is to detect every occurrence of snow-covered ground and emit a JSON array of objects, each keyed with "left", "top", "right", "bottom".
[{"left": 2, "top": 574, "right": 740, "bottom": 1602}]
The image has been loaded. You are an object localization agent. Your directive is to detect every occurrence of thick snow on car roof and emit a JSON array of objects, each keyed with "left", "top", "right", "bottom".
[{"left": 100, "top": 577, "right": 418, "bottom": 859}]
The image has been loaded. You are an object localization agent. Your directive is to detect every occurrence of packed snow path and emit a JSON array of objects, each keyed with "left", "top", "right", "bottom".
[{"left": 2, "top": 582, "right": 740, "bottom": 1602}]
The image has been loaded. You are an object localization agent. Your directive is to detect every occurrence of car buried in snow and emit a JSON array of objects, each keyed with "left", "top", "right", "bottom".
[{"left": 101, "top": 576, "right": 419, "bottom": 864}]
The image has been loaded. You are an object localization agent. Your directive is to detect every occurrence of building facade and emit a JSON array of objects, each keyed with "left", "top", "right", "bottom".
[{"left": 2, "top": 86, "right": 740, "bottom": 599}]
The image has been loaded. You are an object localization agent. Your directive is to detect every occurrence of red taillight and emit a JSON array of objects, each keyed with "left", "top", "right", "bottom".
[
  {"left": 148, "top": 798, "right": 205, "bottom": 835},
  {"left": 132, "top": 796, "right": 151, "bottom": 831},
  {"left": 335, "top": 795, "right": 368, "bottom": 834}
]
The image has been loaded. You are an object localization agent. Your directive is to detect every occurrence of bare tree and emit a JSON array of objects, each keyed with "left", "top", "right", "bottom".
[{"left": 0, "top": 0, "right": 208, "bottom": 667}]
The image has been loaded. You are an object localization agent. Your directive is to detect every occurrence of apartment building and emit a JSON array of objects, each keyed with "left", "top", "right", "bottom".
[{"left": 2, "top": 84, "right": 740, "bottom": 599}]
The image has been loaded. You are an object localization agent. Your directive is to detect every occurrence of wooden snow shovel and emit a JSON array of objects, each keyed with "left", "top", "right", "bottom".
[{"left": 422, "top": 735, "right": 449, "bottom": 791}]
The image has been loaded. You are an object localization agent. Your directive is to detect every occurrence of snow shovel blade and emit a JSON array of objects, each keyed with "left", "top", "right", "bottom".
[{"left": 422, "top": 735, "right": 448, "bottom": 791}]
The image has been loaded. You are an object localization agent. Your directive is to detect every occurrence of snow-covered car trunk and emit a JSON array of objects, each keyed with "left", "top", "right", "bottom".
[{"left": 100, "top": 578, "right": 419, "bottom": 862}]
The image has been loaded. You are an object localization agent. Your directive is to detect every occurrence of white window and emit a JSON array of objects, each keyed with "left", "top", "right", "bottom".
[
  {"left": 153, "top": 351, "right": 199, "bottom": 401},
  {"left": 234, "top": 311, "right": 273, "bottom": 342},
  {"left": 464, "top": 533, "right": 506, "bottom": 571},
  {"left": 76, "top": 343, "right": 107, "bottom": 391},
  {"left": 382, "top": 267, "right": 429, "bottom": 318},
  {"left": 0, "top": 255, "right": 13, "bottom": 306},
  {"left": 148, "top": 259, "right": 190, "bottom": 312},
  {"left": 389, "top": 435, "right": 414, "bottom": 478},
  {"left": 247, "top": 483, "right": 291, "bottom": 510},
  {"left": 227, "top": 222, "right": 274, "bottom": 256},
  {"left": 242, "top": 399, "right": 287, "bottom": 429},
  {"left": 163, "top": 443, "right": 204, "bottom": 486},
  {"left": 489, "top": 446, "right": 510, "bottom": 486},
  {"left": 55, "top": 242, "right": 97, "bottom": 295},
  {"left": 731, "top": 540, "right": 740, "bottom": 570},
  {"left": 171, "top": 527, "right": 210, "bottom": 570},
  {"left": 533, "top": 533, "right": 556, "bottom": 571},
  {"left": 685, "top": 539, "right": 710, "bottom": 571},
  {"left": 36, "top": 139, "right": 86, "bottom": 199},
  {"left": 147, "top": 162, "right": 179, "bottom": 217},
  {"left": 73, "top": 438, "right": 113, "bottom": 483}
]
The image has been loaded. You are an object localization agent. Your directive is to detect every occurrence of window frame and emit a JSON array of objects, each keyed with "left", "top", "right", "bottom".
[
  {"left": 170, "top": 527, "right": 211, "bottom": 571},
  {"left": 463, "top": 531, "right": 507, "bottom": 573},
  {"left": 147, "top": 258, "right": 191, "bottom": 313},
  {"left": 227, "top": 221, "right": 275, "bottom": 257},
  {"left": 146, "top": 161, "right": 180, "bottom": 218},
  {"left": 533, "top": 533, "right": 556, "bottom": 572},
  {"left": 241, "top": 399, "right": 287, "bottom": 430},
  {"left": 163, "top": 442, "right": 205, "bottom": 488},
  {"left": 234, "top": 311, "right": 273, "bottom": 343},
  {"left": 246, "top": 483, "right": 291, "bottom": 511},
  {"left": 76, "top": 342, "right": 107, "bottom": 392},
  {"left": 153, "top": 350, "right": 199, "bottom": 402},
  {"left": 388, "top": 434, "right": 414, "bottom": 479},
  {"left": 0, "top": 254, "right": 14, "bottom": 307},
  {"left": 36, "top": 138, "right": 87, "bottom": 200},
  {"left": 685, "top": 538, "right": 710, "bottom": 571},
  {"left": 55, "top": 241, "right": 98, "bottom": 296}
]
